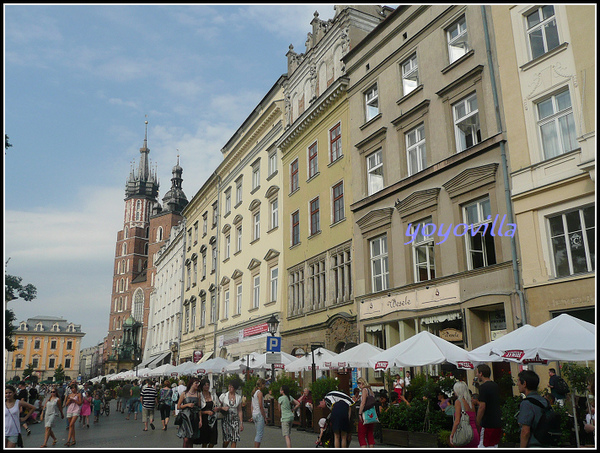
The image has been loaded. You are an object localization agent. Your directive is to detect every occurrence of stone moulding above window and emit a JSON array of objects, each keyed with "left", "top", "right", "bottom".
[
  {"left": 208, "top": 283, "right": 216, "bottom": 292},
  {"left": 249, "top": 199, "right": 261, "bottom": 212},
  {"left": 248, "top": 258, "right": 261, "bottom": 271},
  {"left": 199, "top": 290, "right": 207, "bottom": 298},
  {"left": 222, "top": 224, "right": 231, "bottom": 234},
  {"left": 189, "top": 295, "right": 197, "bottom": 303},
  {"left": 442, "top": 163, "right": 499, "bottom": 199},
  {"left": 356, "top": 207, "right": 394, "bottom": 234},
  {"left": 264, "top": 185, "right": 280, "bottom": 199},
  {"left": 220, "top": 276, "right": 230, "bottom": 286},
  {"left": 209, "top": 236, "right": 217, "bottom": 246},
  {"left": 264, "top": 249, "right": 280, "bottom": 262},
  {"left": 395, "top": 188, "right": 441, "bottom": 219},
  {"left": 355, "top": 127, "right": 387, "bottom": 155},
  {"left": 231, "top": 269, "right": 243, "bottom": 280},
  {"left": 199, "top": 244, "right": 207, "bottom": 254},
  {"left": 190, "top": 253, "right": 198, "bottom": 261},
  {"left": 232, "top": 214, "right": 243, "bottom": 225},
  {"left": 391, "top": 100, "right": 430, "bottom": 131},
  {"left": 436, "top": 64, "right": 484, "bottom": 99}
]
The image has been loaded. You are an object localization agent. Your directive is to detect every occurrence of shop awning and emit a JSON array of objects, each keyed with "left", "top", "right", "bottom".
[{"left": 420, "top": 311, "right": 462, "bottom": 325}]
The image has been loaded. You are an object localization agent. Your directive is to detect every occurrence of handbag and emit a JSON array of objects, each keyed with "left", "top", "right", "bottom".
[
  {"left": 364, "top": 394, "right": 376, "bottom": 410},
  {"left": 174, "top": 412, "right": 183, "bottom": 426},
  {"left": 362, "top": 406, "right": 379, "bottom": 425},
  {"left": 451, "top": 399, "right": 474, "bottom": 447}
]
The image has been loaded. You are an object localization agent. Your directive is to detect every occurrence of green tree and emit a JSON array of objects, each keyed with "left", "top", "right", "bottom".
[
  {"left": 5, "top": 134, "right": 12, "bottom": 153},
  {"left": 22, "top": 363, "right": 35, "bottom": 381},
  {"left": 54, "top": 364, "right": 66, "bottom": 384},
  {"left": 5, "top": 271, "right": 37, "bottom": 351}
]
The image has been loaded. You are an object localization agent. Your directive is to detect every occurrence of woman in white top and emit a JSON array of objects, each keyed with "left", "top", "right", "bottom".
[
  {"left": 251, "top": 378, "right": 268, "bottom": 447},
  {"left": 39, "top": 387, "right": 64, "bottom": 447},
  {"left": 219, "top": 381, "right": 244, "bottom": 448},
  {"left": 5, "top": 385, "right": 36, "bottom": 448}
]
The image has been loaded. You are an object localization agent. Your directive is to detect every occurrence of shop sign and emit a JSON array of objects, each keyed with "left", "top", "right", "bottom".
[
  {"left": 374, "top": 361, "right": 389, "bottom": 371},
  {"left": 193, "top": 350, "right": 203, "bottom": 363},
  {"left": 242, "top": 323, "right": 269, "bottom": 338},
  {"left": 440, "top": 328, "right": 463, "bottom": 342}
]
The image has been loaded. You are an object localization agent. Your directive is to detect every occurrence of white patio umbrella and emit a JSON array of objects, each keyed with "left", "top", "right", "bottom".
[
  {"left": 368, "top": 331, "right": 474, "bottom": 371},
  {"left": 191, "top": 357, "right": 233, "bottom": 375},
  {"left": 136, "top": 367, "right": 152, "bottom": 378},
  {"left": 323, "top": 342, "right": 384, "bottom": 370},
  {"left": 149, "top": 363, "right": 175, "bottom": 377},
  {"left": 489, "top": 314, "right": 596, "bottom": 363},
  {"left": 248, "top": 351, "right": 298, "bottom": 371},
  {"left": 468, "top": 324, "right": 536, "bottom": 363},
  {"left": 285, "top": 347, "right": 338, "bottom": 372},
  {"left": 170, "top": 361, "right": 197, "bottom": 376},
  {"left": 224, "top": 352, "right": 263, "bottom": 373}
]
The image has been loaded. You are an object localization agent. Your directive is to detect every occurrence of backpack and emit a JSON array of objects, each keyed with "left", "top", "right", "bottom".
[
  {"left": 171, "top": 389, "right": 179, "bottom": 403},
  {"left": 524, "top": 397, "right": 562, "bottom": 446},
  {"left": 554, "top": 377, "right": 569, "bottom": 395}
]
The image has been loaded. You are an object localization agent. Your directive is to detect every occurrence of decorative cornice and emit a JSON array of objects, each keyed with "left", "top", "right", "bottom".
[
  {"left": 248, "top": 199, "right": 261, "bottom": 212},
  {"left": 442, "top": 163, "right": 499, "bottom": 198},
  {"left": 354, "top": 127, "right": 387, "bottom": 151},
  {"left": 231, "top": 269, "right": 244, "bottom": 280},
  {"left": 264, "top": 249, "right": 280, "bottom": 262},
  {"left": 222, "top": 224, "right": 231, "bottom": 234},
  {"left": 264, "top": 185, "right": 280, "bottom": 199},
  {"left": 248, "top": 258, "right": 262, "bottom": 271},
  {"left": 356, "top": 207, "right": 394, "bottom": 234},
  {"left": 436, "top": 64, "right": 484, "bottom": 99},
  {"left": 232, "top": 214, "right": 243, "bottom": 225},
  {"left": 395, "top": 188, "right": 441, "bottom": 218},
  {"left": 220, "top": 276, "right": 230, "bottom": 286}
]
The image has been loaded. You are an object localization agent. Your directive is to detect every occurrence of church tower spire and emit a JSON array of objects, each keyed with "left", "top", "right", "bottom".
[{"left": 125, "top": 120, "right": 159, "bottom": 201}]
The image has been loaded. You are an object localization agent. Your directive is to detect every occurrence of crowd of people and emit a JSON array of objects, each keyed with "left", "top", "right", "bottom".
[{"left": 5, "top": 365, "right": 595, "bottom": 449}]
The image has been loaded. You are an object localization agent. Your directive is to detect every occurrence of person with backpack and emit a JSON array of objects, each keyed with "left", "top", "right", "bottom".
[
  {"left": 548, "top": 368, "right": 568, "bottom": 406},
  {"left": 159, "top": 380, "right": 173, "bottom": 430},
  {"left": 517, "top": 370, "right": 562, "bottom": 447}
]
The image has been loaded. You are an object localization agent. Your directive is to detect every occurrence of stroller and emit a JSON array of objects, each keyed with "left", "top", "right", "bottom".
[{"left": 315, "top": 416, "right": 334, "bottom": 448}]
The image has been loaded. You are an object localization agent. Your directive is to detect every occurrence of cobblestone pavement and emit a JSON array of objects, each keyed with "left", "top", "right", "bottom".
[{"left": 20, "top": 400, "right": 396, "bottom": 449}]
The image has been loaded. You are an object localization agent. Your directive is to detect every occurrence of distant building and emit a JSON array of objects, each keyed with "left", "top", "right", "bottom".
[{"left": 7, "top": 316, "right": 85, "bottom": 382}]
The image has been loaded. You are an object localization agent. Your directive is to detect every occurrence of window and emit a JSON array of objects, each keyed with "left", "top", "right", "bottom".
[
  {"left": 536, "top": 89, "right": 577, "bottom": 159},
  {"left": 50, "top": 340, "right": 57, "bottom": 349},
  {"left": 48, "top": 357, "right": 56, "bottom": 369},
  {"left": 66, "top": 340, "right": 73, "bottom": 350},
  {"left": 270, "top": 267, "right": 278, "bottom": 302},
  {"left": 236, "top": 284, "right": 243, "bottom": 315},
  {"left": 447, "top": 16, "right": 469, "bottom": 63},
  {"left": 453, "top": 93, "right": 480, "bottom": 152},
  {"left": 203, "top": 215, "right": 208, "bottom": 236},
  {"left": 332, "top": 182, "right": 345, "bottom": 223},
  {"left": 309, "top": 258, "right": 326, "bottom": 309},
  {"left": 236, "top": 178, "right": 243, "bottom": 205},
  {"left": 290, "top": 159, "right": 299, "bottom": 193},
  {"left": 34, "top": 339, "right": 41, "bottom": 349},
  {"left": 193, "top": 260, "right": 198, "bottom": 285},
  {"left": 367, "top": 149, "right": 384, "bottom": 195},
  {"left": 223, "top": 290, "right": 230, "bottom": 319},
  {"left": 17, "top": 339, "right": 24, "bottom": 349},
  {"left": 548, "top": 206, "right": 595, "bottom": 277},
  {"left": 253, "top": 275, "right": 260, "bottom": 309},
  {"left": 212, "top": 246, "right": 217, "bottom": 272},
  {"left": 193, "top": 223, "right": 198, "bottom": 243},
  {"left": 365, "top": 84, "right": 379, "bottom": 121},
  {"left": 253, "top": 211, "right": 260, "bottom": 240},
  {"left": 200, "top": 297, "right": 206, "bottom": 327},
  {"left": 32, "top": 358, "right": 39, "bottom": 369},
  {"left": 268, "top": 151, "right": 277, "bottom": 176},
  {"left": 526, "top": 5, "right": 560, "bottom": 60},
  {"left": 252, "top": 162, "right": 260, "bottom": 190},
  {"left": 289, "top": 267, "right": 305, "bottom": 315},
  {"left": 330, "top": 123, "right": 342, "bottom": 162},
  {"left": 406, "top": 124, "right": 427, "bottom": 175},
  {"left": 212, "top": 201, "right": 218, "bottom": 227},
  {"left": 64, "top": 357, "right": 71, "bottom": 369},
  {"left": 133, "top": 290, "right": 144, "bottom": 322},
  {"left": 308, "top": 142, "right": 318, "bottom": 178},
  {"left": 291, "top": 210, "right": 300, "bottom": 246},
  {"left": 370, "top": 235, "right": 389, "bottom": 292},
  {"left": 157, "top": 226, "right": 164, "bottom": 242},
  {"left": 332, "top": 248, "right": 352, "bottom": 303},
  {"left": 186, "top": 263, "right": 191, "bottom": 288},
  {"left": 225, "top": 189, "right": 231, "bottom": 215},
  {"left": 411, "top": 218, "right": 436, "bottom": 282},
  {"left": 236, "top": 226, "right": 242, "bottom": 252},
  {"left": 202, "top": 253, "right": 207, "bottom": 279},
  {"left": 310, "top": 197, "right": 320, "bottom": 236},
  {"left": 190, "top": 301, "right": 196, "bottom": 331},
  {"left": 270, "top": 199, "right": 278, "bottom": 230},
  {"left": 464, "top": 198, "right": 497, "bottom": 269},
  {"left": 15, "top": 357, "right": 23, "bottom": 369},
  {"left": 401, "top": 54, "right": 419, "bottom": 95},
  {"left": 225, "top": 235, "right": 231, "bottom": 259},
  {"left": 210, "top": 293, "right": 217, "bottom": 324}
]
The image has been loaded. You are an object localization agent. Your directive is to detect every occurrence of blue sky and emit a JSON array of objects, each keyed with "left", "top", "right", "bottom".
[{"left": 5, "top": 4, "right": 388, "bottom": 349}]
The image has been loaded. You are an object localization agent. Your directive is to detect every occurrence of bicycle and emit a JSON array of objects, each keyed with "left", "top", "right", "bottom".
[{"left": 100, "top": 398, "right": 110, "bottom": 416}]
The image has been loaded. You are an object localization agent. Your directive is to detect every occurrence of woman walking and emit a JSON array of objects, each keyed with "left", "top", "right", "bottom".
[
  {"left": 198, "top": 378, "right": 220, "bottom": 448},
  {"left": 5, "top": 385, "right": 36, "bottom": 448},
  {"left": 357, "top": 377, "right": 376, "bottom": 448},
  {"left": 176, "top": 378, "right": 202, "bottom": 448},
  {"left": 126, "top": 380, "right": 141, "bottom": 421},
  {"left": 63, "top": 383, "right": 82, "bottom": 447},
  {"left": 159, "top": 380, "right": 173, "bottom": 430},
  {"left": 220, "top": 381, "right": 244, "bottom": 448},
  {"left": 39, "top": 387, "right": 64, "bottom": 447},
  {"left": 449, "top": 381, "right": 479, "bottom": 448},
  {"left": 80, "top": 390, "right": 92, "bottom": 428},
  {"left": 278, "top": 385, "right": 300, "bottom": 448},
  {"left": 251, "top": 379, "right": 267, "bottom": 447}
]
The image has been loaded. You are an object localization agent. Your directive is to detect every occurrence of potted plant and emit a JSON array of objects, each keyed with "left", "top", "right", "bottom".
[{"left": 309, "top": 377, "right": 339, "bottom": 433}]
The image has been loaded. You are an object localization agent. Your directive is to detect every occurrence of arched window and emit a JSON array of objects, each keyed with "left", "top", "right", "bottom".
[
  {"left": 318, "top": 62, "right": 327, "bottom": 96},
  {"left": 135, "top": 200, "right": 142, "bottom": 221},
  {"left": 133, "top": 289, "right": 144, "bottom": 322},
  {"left": 157, "top": 226, "right": 163, "bottom": 242},
  {"left": 122, "top": 243, "right": 127, "bottom": 256}
]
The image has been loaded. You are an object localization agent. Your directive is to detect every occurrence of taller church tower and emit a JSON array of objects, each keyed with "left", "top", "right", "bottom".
[{"left": 104, "top": 122, "right": 186, "bottom": 373}]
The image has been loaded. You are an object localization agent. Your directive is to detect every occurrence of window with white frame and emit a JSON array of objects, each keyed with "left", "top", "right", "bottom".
[
  {"left": 252, "top": 161, "right": 260, "bottom": 191},
  {"left": 453, "top": 93, "right": 480, "bottom": 152},
  {"left": 447, "top": 16, "right": 469, "bottom": 63},
  {"left": 401, "top": 54, "right": 419, "bottom": 95},
  {"left": 190, "top": 301, "right": 196, "bottom": 331},
  {"left": 332, "top": 182, "right": 344, "bottom": 224},
  {"left": 192, "top": 223, "right": 197, "bottom": 243},
  {"left": 289, "top": 267, "right": 305, "bottom": 315},
  {"left": 308, "top": 142, "right": 318, "bottom": 179},
  {"left": 223, "top": 290, "right": 229, "bottom": 319},
  {"left": 309, "top": 258, "right": 326, "bottom": 309},
  {"left": 290, "top": 159, "right": 299, "bottom": 193},
  {"left": 411, "top": 218, "right": 436, "bottom": 282},
  {"left": 212, "top": 201, "right": 218, "bottom": 227},
  {"left": 548, "top": 206, "right": 595, "bottom": 277},
  {"left": 133, "top": 290, "right": 144, "bottom": 322},
  {"left": 210, "top": 293, "right": 217, "bottom": 324},
  {"left": 291, "top": 210, "right": 300, "bottom": 246},
  {"left": 200, "top": 296, "right": 206, "bottom": 327},
  {"left": 225, "top": 189, "right": 231, "bottom": 215},
  {"left": 330, "top": 123, "right": 342, "bottom": 162},
  {"left": 463, "top": 197, "right": 497, "bottom": 269},
  {"left": 310, "top": 197, "right": 320, "bottom": 236},
  {"left": 236, "top": 284, "right": 242, "bottom": 315},
  {"left": 526, "top": 5, "right": 560, "bottom": 60},
  {"left": 202, "top": 253, "right": 207, "bottom": 279},
  {"left": 34, "top": 339, "right": 41, "bottom": 349},
  {"left": 367, "top": 149, "right": 384, "bottom": 195},
  {"left": 48, "top": 357, "right": 56, "bottom": 369},
  {"left": 193, "top": 260, "right": 197, "bottom": 286},
  {"left": 236, "top": 225, "right": 242, "bottom": 252},
  {"left": 536, "top": 88, "right": 578, "bottom": 160},
  {"left": 236, "top": 178, "right": 243, "bottom": 205},
  {"left": 203, "top": 214, "right": 208, "bottom": 236},
  {"left": 186, "top": 263, "right": 191, "bottom": 288},
  {"left": 15, "top": 356, "right": 23, "bottom": 369},
  {"left": 253, "top": 275, "right": 260, "bottom": 309},
  {"left": 212, "top": 246, "right": 217, "bottom": 271},
  {"left": 225, "top": 234, "right": 230, "bottom": 259},
  {"left": 365, "top": 84, "right": 379, "bottom": 121},
  {"left": 268, "top": 151, "right": 277, "bottom": 177},
  {"left": 332, "top": 248, "right": 352, "bottom": 303},
  {"left": 270, "top": 267, "right": 278, "bottom": 302},
  {"left": 17, "top": 339, "right": 24, "bottom": 349},
  {"left": 370, "top": 235, "right": 389, "bottom": 292},
  {"left": 406, "top": 124, "right": 427, "bottom": 175},
  {"left": 270, "top": 198, "right": 278, "bottom": 230},
  {"left": 253, "top": 211, "right": 260, "bottom": 241}
]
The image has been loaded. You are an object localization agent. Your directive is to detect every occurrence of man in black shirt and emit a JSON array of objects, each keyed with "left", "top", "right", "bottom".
[{"left": 475, "top": 364, "right": 502, "bottom": 447}]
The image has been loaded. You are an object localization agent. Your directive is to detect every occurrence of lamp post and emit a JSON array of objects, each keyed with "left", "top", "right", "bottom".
[
  {"left": 266, "top": 314, "right": 280, "bottom": 383},
  {"left": 310, "top": 344, "right": 323, "bottom": 383}
]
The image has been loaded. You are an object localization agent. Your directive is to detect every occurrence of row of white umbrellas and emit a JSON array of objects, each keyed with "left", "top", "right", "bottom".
[{"left": 91, "top": 314, "right": 595, "bottom": 381}]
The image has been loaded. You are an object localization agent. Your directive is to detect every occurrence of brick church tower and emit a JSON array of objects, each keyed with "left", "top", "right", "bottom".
[{"left": 103, "top": 122, "right": 187, "bottom": 374}]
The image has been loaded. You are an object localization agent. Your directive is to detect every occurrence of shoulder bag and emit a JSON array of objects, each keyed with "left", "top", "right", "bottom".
[{"left": 451, "top": 399, "right": 474, "bottom": 447}]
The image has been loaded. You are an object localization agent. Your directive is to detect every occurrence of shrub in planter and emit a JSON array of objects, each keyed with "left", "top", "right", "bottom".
[
  {"left": 309, "top": 377, "right": 339, "bottom": 404},
  {"left": 268, "top": 375, "right": 301, "bottom": 400}
]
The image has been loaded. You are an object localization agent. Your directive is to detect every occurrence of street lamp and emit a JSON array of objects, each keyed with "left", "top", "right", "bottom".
[
  {"left": 266, "top": 314, "right": 280, "bottom": 383},
  {"left": 310, "top": 345, "right": 323, "bottom": 383}
]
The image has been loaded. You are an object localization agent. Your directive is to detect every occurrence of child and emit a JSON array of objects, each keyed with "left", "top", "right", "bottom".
[
  {"left": 92, "top": 393, "right": 102, "bottom": 423},
  {"left": 315, "top": 417, "right": 327, "bottom": 446}
]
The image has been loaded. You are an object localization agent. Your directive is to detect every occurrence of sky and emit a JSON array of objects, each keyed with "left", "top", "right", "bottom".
[{"left": 5, "top": 4, "right": 397, "bottom": 350}]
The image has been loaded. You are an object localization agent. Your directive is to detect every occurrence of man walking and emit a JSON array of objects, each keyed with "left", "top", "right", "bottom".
[
  {"left": 548, "top": 368, "right": 567, "bottom": 406},
  {"left": 517, "top": 370, "right": 548, "bottom": 447},
  {"left": 140, "top": 380, "right": 158, "bottom": 431},
  {"left": 475, "top": 364, "right": 502, "bottom": 447}
]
